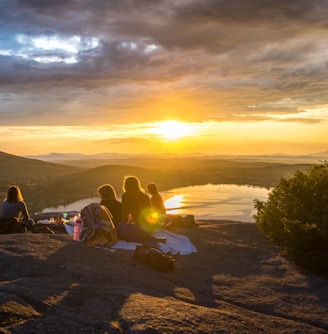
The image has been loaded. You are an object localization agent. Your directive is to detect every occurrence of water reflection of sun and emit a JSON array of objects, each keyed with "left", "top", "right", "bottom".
[{"left": 164, "top": 194, "right": 184, "bottom": 214}]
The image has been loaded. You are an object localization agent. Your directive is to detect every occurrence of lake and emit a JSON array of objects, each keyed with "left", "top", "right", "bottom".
[{"left": 43, "top": 184, "right": 270, "bottom": 222}]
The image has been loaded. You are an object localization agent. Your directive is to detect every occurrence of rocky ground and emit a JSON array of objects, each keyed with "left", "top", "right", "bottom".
[{"left": 0, "top": 220, "right": 327, "bottom": 333}]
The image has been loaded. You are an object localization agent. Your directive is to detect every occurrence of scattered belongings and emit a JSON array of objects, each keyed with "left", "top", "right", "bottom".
[
  {"left": 3, "top": 210, "right": 198, "bottom": 259},
  {"left": 31, "top": 211, "right": 80, "bottom": 234},
  {"left": 34, "top": 222, "right": 65, "bottom": 234},
  {"left": 133, "top": 244, "right": 175, "bottom": 271},
  {"left": 32, "top": 211, "right": 80, "bottom": 222}
]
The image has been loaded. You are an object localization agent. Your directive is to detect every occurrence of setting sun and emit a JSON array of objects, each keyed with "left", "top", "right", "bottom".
[{"left": 150, "top": 120, "right": 192, "bottom": 140}]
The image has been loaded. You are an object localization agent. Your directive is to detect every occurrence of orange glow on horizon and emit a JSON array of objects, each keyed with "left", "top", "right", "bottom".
[
  {"left": 1, "top": 117, "right": 327, "bottom": 157},
  {"left": 148, "top": 120, "right": 193, "bottom": 140}
]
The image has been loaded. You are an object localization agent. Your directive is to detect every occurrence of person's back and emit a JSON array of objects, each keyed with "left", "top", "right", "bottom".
[
  {"left": 0, "top": 186, "right": 35, "bottom": 231},
  {"left": 122, "top": 190, "right": 151, "bottom": 225},
  {"left": 1, "top": 186, "right": 30, "bottom": 220},
  {"left": 122, "top": 176, "right": 151, "bottom": 225},
  {"left": 147, "top": 183, "right": 166, "bottom": 215},
  {"left": 119, "top": 177, "right": 166, "bottom": 244},
  {"left": 97, "top": 184, "right": 123, "bottom": 226},
  {"left": 100, "top": 198, "right": 122, "bottom": 225},
  {"left": 1, "top": 201, "right": 28, "bottom": 219}
]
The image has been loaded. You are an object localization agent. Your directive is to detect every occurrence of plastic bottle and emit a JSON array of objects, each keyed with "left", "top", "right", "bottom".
[{"left": 73, "top": 218, "right": 82, "bottom": 241}]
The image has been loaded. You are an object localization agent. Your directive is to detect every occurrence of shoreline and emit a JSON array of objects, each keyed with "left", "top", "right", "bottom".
[
  {"left": 39, "top": 183, "right": 267, "bottom": 222},
  {"left": 32, "top": 210, "right": 255, "bottom": 226}
]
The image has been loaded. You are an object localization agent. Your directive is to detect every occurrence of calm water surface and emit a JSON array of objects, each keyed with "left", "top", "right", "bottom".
[{"left": 43, "top": 184, "right": 270, "bottom": 222}]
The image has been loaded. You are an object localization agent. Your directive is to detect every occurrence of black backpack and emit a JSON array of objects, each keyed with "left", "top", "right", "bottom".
[{"left": 133, "top": 244, "right": 175, "bottom": 271}]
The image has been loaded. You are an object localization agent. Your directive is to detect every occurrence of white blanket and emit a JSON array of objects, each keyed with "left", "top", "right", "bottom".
[
  {"left": 65, "top": 223, "right": 197, "bottom": 255},
  {"left": 111, "top": 229, "right": 197, "bottom": 255}
]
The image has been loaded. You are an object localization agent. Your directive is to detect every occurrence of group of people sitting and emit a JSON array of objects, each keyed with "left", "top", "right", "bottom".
[
  {"left": 0, "top": 176, "right": 169, "bottom": 240},
  {"left": 96, "top": 176, "right": 169, "bottom": 244},
  {"left": 98, "top": 176, "right": 166, "bottom": 227}
]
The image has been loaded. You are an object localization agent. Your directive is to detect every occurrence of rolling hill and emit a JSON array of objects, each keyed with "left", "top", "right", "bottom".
[
  {"left": 0, "top": 151, "right": 83, "bottom": 212},
  {"left": 0, "top": 151, "right": 82, "bottom": 184},
  {"left": 1, "top": 151, "right": 313, "bottom": 214}
]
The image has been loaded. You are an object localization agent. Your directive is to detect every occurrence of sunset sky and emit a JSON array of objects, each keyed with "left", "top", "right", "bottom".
[{"left": 0, "top": 0, "right": 327, "bottom": 157}]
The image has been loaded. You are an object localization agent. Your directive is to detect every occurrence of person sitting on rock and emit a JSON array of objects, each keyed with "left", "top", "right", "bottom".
[
  {"left": 122, "top": 176, "right": 151, "bottom": 226},
  {"left": 0, "top": 186, "right": 35, "bottom": 231},
  {"left": 147, "top": 182, "right": 166, "bottom": 215},
  {"left": 120, "top": 176, "right": 166, "bottom": 243},
  {"left": 97, "top": 183, "right": 123, "bottom": 226}
]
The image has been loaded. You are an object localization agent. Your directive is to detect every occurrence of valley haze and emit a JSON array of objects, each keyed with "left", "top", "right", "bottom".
[
  {"left": 0, "top": 150, "right": 325, "bottom": 215},
  {"left": 25, "top": 151, "right": 328, "bottom": 168}
]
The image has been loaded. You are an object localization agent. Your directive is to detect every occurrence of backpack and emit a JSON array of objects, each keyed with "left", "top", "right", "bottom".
[
  {"left": 80, "top": 203, "right": 118, "bottom": 247},
  {"left": 133, "top": 244, "right": 175, "bottom": 271}
]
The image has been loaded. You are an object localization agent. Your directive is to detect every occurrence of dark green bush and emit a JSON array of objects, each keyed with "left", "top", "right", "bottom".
[{"left": 254, "top": 162, "right": 328, "bottom": 275}]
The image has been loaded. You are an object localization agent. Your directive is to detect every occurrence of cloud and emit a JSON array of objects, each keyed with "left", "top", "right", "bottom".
[{"left": 0, "top": 0, "right": 328, "bottom": 128}]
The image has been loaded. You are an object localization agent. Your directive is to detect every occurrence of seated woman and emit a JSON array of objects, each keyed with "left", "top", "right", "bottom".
[
  {"left": 105, "top": 177, "right": 165, "bottom": 244},
  {"left": 122, "top": 176, "right": 151, "bottom": 225},
  {"left": 0, "top": 186, "right": 35, "bottom": 231},
  {"left": 147, "top": 182, "right": 166, "bottom": 215},
  {"left": 97, "top": 184, "right": 123, "bottom": 226}
]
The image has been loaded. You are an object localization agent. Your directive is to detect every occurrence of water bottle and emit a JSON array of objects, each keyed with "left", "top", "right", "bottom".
[{"left": 73, "top": 218, "right": 82, "bottom": 241}]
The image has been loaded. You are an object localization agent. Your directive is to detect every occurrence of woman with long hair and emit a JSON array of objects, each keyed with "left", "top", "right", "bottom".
[
  {"left": 122, "top": 176, "right": 151, "bottom": 225},
  {"left": 97, "top": 183, "right": 122, "bottom": 226},
  {"left": 120, "top": 176, "right": 166, "bottom": 243},
  {"left": 0, "top": 186, "right": 35, "bottom": 230},
  {"left": 147, "top": 183, "right": 166, "bottom": 215}
]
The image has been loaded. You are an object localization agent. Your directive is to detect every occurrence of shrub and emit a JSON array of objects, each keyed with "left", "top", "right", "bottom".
[{"left": 253, "top": 162, "right": 328, "bottom": 275}]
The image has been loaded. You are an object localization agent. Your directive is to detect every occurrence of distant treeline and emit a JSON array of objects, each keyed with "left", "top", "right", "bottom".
[{"left": 1, "top": 151, "right": 314, "bottom": 214}]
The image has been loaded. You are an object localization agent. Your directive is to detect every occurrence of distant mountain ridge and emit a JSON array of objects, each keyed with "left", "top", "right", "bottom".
[
  {"left": 25, "top": 152, "right": 192, "bottom": 161},
  {"left": 25, "top": 151, "right": 328, "bottom": 167}
]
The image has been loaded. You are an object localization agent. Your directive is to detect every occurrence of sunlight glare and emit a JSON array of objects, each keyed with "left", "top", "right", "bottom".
[
  {"left": 165, "top": 195, "right": 184, "bottom": 214},
  {"left": 150, "top": 120, "right": 192, "bottom": 140}
]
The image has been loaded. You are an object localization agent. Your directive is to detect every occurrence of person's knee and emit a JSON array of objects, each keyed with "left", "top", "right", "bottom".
[{"left": 22, "top": 219, "right": 35, "bottom": 230}]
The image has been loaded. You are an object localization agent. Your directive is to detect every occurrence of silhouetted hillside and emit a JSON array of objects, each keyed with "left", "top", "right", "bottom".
[
  {"left": 0, "top": 151, "right": 313, "bottom": 214},
  {"left": 42, "top": 164, "right": 153, "bottom": 208},
  {"left": 0, "top": 151, "right": 82, "bottom": 183},
  {"left": 0, "top": 151, "right": 83, "bottom": 212}
]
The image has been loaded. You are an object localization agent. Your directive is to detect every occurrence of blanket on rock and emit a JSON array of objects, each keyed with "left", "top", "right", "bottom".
[
  {"left": 65, "top": 222, "right": 197, "bottom": 255},
  {"left": 111, "top": 229, "right": 197, "bottom": 255}
]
